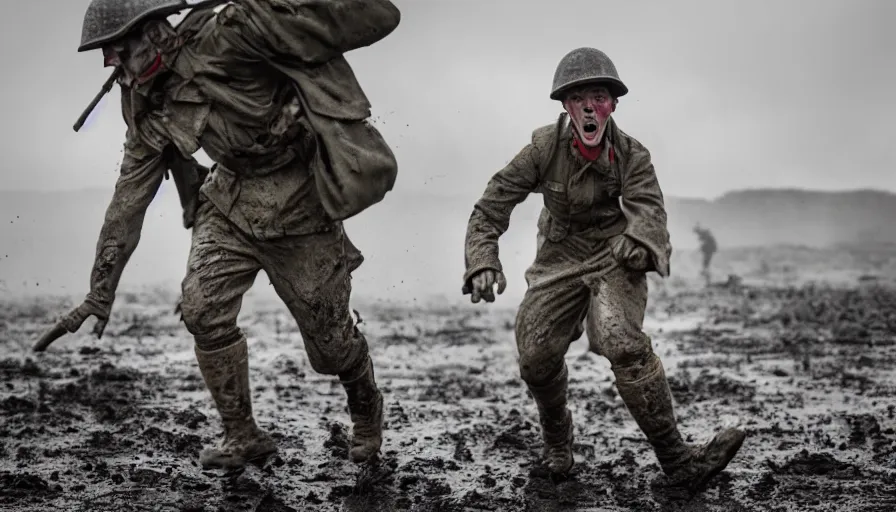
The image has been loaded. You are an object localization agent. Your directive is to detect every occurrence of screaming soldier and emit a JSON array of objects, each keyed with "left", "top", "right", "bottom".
[
  {"left": 39, "top": 0, "right": 401, "bottom": 470},
  {"left": 693, "top": 223, "right": 718, "bottom": 286},
  {"left": 462, "top": 48, "right": 745, "bottom": 489}
]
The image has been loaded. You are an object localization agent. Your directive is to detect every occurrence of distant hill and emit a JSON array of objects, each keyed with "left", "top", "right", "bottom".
[
  {"left": 664, "top": 188, "right": 896, "bottom": 248},
  {"left": 1, "top": 186, "right": 893, "bottom": 303}
]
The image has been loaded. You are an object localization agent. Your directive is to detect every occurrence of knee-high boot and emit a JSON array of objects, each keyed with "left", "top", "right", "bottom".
[
  {"left": 194, "top": 338, "right": 277, "bottom": 469},
  {"left": 614, "top": 352, "right": 745, "bottom": 490},
  {"left": 339, "top": 354, "right": 384, "bottom": 463},
  {"left": 527, "top": 363, "right": 574, "bottom": 474}
]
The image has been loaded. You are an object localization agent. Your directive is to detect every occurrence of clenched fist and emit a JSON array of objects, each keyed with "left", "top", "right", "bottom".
[
  {"left": 469, "top": 269, "right": 507, "bottom": 303},
  {"left": 609, "top": 235, "right": 650, "bottom": 272}
]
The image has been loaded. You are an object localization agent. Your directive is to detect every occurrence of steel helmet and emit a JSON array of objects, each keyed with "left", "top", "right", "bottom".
[
  {"left": 78, "top": 0, "right": 190, "bottom": 52},
  {"left": 550, "top": 47, "right": 628, "bottom": 100}
]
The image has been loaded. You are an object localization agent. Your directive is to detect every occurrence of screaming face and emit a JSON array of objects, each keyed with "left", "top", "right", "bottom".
[{"left": 562, "top": 85, "right": 616, "bottom": 148}]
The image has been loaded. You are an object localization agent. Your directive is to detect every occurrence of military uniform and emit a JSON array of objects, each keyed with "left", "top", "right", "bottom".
[
  {"left": 71, "top": 0, "right": 401, "bottom": 468},
  {"left": 463, "top": 48, "right": 745, "bottom": 489}
]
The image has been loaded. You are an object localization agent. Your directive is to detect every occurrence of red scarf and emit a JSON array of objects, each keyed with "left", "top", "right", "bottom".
[
  {"left": 136, "top": 54, "right": 164, "bottom": 84},
  {"left": 572, "top": 135, "right": 615, "bottom": 163}
]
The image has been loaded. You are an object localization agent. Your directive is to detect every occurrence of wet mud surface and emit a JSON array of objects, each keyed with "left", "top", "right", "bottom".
[{"left": 2, "top": 251, "right": 896, "bottom": 511}]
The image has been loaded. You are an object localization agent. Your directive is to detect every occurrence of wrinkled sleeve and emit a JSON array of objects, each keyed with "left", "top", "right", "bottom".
[
  {"left": 82, "top": 132, "right": 166, "bottom": 318},
  {"left": 618, "top": 144, "right": 672, "bottom": 277},
  {"left": 217, "top": 0, "right": 401, "bottom": 64},
  {"left": 462, "top": 144, "right": 541, "bottom": 293}
]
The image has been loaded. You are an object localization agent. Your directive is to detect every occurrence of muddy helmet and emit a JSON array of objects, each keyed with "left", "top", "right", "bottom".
[
  {"left": 550, "top": 47, "right": 629, "bottom": 101},
  {"left": 78, "top": 0, "right": 190, "bottom": 52}
]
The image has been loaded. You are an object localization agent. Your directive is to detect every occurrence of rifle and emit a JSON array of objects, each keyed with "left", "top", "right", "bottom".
[{"left": 73, "top": 66, "right": 123, "bottom": 132}]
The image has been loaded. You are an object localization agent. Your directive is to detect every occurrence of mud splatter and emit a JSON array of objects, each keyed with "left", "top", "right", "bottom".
[{"left": 2, "top": 250, "right": 896, "bottom": 511}]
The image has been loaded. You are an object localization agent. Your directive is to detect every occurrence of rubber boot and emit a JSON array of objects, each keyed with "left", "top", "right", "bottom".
[
  {"left": 614, "top": 352, "right": 745, "bottom": 491},
  {"left": 339, "top": 354, "right": 384, "bottom": 463},
  {"left": 527, "top": 364, "right": 574, "bottom": 475},
  {"left": 194, "top": 338, "right": 277, "bottom": 470}
]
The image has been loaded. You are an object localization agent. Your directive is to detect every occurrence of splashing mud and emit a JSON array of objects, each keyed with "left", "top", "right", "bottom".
[{"left": 2, "top": 255, "right": 896, "bottom": 511}]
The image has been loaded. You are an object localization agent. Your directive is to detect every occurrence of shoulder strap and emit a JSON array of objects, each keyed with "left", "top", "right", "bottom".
[{"left": 539, "top": 112, "right": 568, "bottom": 177}]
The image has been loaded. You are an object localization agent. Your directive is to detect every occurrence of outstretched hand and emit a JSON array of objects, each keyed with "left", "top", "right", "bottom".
[
  {"left": 32, "top": 300, "right": 109, "bottom": 352},
  {"left": 470, "top": 269, "right": 507, "bottom": 303},
  {"left": 63, "top": 301, "right": 110, "bottom": 338}
]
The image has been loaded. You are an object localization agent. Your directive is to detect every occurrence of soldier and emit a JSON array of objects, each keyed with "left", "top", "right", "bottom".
[
  {"left": 462, "top": 48, "right": 745, "bottom": 490},
  {"left": 44, "top": 0, "right": 401, "bottom": 470},
  {"left": 693, "top": 223, "right": 718, "bottom": 286}
]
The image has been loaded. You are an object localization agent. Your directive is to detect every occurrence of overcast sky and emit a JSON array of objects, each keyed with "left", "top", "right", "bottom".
[{"left": 1, "top": 0, "right": 894, "bottom": 199}]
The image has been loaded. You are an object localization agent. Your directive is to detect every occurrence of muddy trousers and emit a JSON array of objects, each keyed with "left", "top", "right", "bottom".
[
  {"left": 180, "top": 201, "right": 383, "bottom": 467},
  {"left": 516, "top": 262, "right": 744, "bottom": 484}
]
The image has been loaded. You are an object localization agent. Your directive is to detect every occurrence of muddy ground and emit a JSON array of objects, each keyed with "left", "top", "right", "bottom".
[{"left": 2, "top": 246, "right": 896, "bottom": 511}]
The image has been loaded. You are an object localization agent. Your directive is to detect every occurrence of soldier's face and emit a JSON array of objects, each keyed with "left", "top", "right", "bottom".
[
  {"left": 562, "top": 85, "right": 616, "bottom": 147},
  {"left": 101, "top": 27, "right": 163, "bottom": 87}
]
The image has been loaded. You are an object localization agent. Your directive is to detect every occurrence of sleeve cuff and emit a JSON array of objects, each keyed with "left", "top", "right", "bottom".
[{"left": 462, "top": 260, "right": 503, "bottom": 294}]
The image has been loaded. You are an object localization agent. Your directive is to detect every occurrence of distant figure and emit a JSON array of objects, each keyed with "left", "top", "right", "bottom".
[{"left": 693, "top": 224, "right": 717, "bottom": 285}]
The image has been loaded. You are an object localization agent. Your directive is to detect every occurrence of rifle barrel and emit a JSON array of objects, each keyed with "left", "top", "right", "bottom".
[{"left": 73, "top": 67, "right": 123, "bottom": 132}]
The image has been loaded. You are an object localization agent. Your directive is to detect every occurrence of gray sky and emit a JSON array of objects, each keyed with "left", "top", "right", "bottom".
[
  {"left": 1, "top": 0, "right": 894, "bottom": 198},
  {"left": 1, "top": 0, "right": 894, "bottom": 302}
]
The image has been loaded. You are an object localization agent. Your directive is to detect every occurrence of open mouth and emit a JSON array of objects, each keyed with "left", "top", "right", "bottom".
[{"left": 583, "top": 122, "right": 598, "bottom": 133}]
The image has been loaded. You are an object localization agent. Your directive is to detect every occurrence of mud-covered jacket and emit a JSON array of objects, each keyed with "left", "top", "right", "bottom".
[
  {"left": 463, "top": 113, "right": 672, "bottom": 292},
  {"left": 80, "top": 0, "right": 400, "bottom": 319}
]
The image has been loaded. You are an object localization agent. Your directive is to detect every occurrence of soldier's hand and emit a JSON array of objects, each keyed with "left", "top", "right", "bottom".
[
  {"left": 626, "top": 246, "right": 650, "bottom": 271},
  {"left": 33, "top": 299, "right": 110, "bottom": 352},
  {"left": 61, "top": 300, "right": 110, "bottom": 338},
  {"left": 470, "top": 270, "right": 507, "bottom": 304},
  {"left": 610, "top": 235, "right": 649, "bottom": 272}
]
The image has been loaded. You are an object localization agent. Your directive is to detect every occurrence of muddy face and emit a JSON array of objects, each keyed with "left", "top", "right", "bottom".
[
  {"left": 101, "top": 20, "right": 175, "bottom": 87},
  {"left": 562, "top": 85, "right": 616, "bottom": 147}
]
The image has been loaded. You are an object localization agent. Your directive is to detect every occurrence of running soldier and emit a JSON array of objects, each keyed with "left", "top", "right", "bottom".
[
  {"left": 462, "top": 48, "right": 745, "bottom": 490},
  {"left": 40, "top": 0, "right": 401, "bottom": 470},
  {"left": 693, "top": 223, "right": 718, "bottom": 286}
]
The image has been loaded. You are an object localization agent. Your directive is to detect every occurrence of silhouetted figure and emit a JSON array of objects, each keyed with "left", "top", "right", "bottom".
[{"left": 693, "top": 224, "right": 717, "bottom": 286}]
